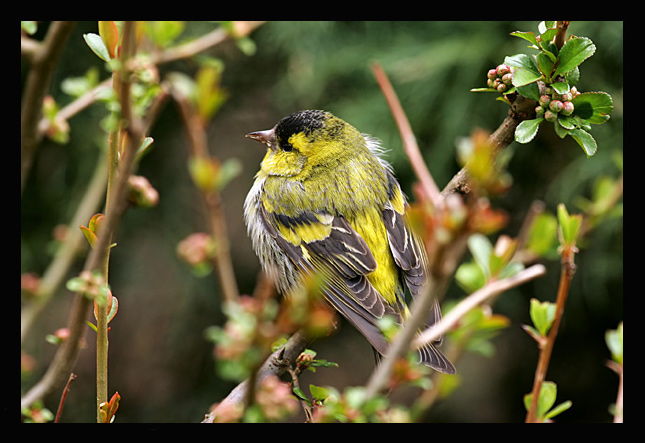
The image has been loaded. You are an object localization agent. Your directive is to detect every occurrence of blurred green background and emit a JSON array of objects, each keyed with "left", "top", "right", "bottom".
[{"left": 21, "top": 21, "right": 623, "bottom": 423}]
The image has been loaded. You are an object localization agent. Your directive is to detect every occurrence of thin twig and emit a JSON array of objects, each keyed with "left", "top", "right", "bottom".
[
  {"left": 20, "top": 21, "right": 145, "bottom": 414},
  {"left": 372, "top": 63, "right": 442, "bottom": 208},
  {"left": 525, "top": 249, "right": 576, "bottom": 423},
  {"left": 54, "top": 373, "right": 77, "bottom": 423},
  {"left": 413, "top": 264, "right": 546, "bottom": 350},
  {"left": 21, "top": 21, "right": 76, "bottom": 193},
  {"left": 152, "top": 21, "right": 264, "bottom": 65},
  {"left": 171, "top": 91, "right": 240, "bottom": 303},
  {"left": 606, "top": 360, "right": 623, "bottom": 423}
]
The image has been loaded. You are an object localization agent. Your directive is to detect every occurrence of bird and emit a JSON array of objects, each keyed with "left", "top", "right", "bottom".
[{"left": 244, "top": 110, "right": 455, "bottom": 374}]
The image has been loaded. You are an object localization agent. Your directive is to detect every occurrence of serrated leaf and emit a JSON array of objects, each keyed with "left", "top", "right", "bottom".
[
  {"left": 516, "top": 81, "right": 541, "bottom": 101},
  {"left": 515, "top": 118, "right": 543, "bottom": 144},
  {"left": 571, "top": 92, "right": 613, "bottom": 124},
  {"left": 569, "top": 128, "right": 598, "bottom": 156},
  {"left": 554, "top": 37, "right": 596, "bottom": 77},
  {"left": 512, "top": 67, "right": 542, "bottom": 87}
]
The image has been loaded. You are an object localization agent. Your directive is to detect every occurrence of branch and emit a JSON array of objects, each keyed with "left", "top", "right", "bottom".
[
  {"left": 152, "top": 21, "right": 265, "bottom": 64},
  {"left": 372, "top": 63, "right": 442, "bottom": 208},
  {"left": 21, "top": 21, "right": 76, "bottom": 193},
  {"left": 442, "top": 93, "right": 537, "bottom": 197},
  {"left": 171, "top": 91, "right": 240, "bottom": 303},
  {"left": 21, "top": 21, "right": 145, "bottom": 413},
  {"left": 202, "top": 328, "right": 311, "bottom": 423},
  {"left": 413, "top": 264, "right": 546, "bottom": 349},
  {"left": 525, "top": 248, "right": 577, "bottom": 423}
]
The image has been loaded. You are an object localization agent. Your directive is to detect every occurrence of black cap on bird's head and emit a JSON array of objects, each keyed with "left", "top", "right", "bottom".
[{"left": 246, "top": 110, "right": 333, "bottom": 150}]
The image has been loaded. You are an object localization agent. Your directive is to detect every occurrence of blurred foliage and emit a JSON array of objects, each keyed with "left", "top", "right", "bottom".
[{"left": 21, "top": 21, "right": 622, "bottom": 423}]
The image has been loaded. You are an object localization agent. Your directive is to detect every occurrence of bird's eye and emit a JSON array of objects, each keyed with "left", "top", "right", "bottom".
[{"left": 281, "top": 142, "right": 294, "bottom": 152}]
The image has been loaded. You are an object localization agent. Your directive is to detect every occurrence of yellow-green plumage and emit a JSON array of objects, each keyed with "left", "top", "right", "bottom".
[{"left": 244, "top": 110, "right": 455, "bottom": 374}]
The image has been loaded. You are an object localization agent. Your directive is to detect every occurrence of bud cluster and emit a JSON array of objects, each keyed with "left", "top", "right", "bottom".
[
  {"left": 535, "top": 85, "right": 579, "bottom": 122},
  {"left": 487, "top": 64, "right": 514, "bottom": 93}
]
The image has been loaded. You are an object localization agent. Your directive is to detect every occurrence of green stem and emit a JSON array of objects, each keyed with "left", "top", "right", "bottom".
[{"left": 95, "top": 128, "right": 118, "bottom": 422}]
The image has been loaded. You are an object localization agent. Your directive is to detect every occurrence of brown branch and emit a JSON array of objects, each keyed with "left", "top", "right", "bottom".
[
  {"left": 152, "top": 21, "right": 265, "bottom": 65},
  {"left": 20, "top": 21, "right": 145, "bottom": 412},
  {"left": 413, "top": 264, "right": 546, "bottom": 349},
  {"left": 171, "top": 91, "right": 240, "bottom": 303},
  {"left": 202, "top": 328, "right": 311, "bottom": 423},
  {"left": 525, "top": 245, "right": 577, "bottom": 423},
  {"left": 442, "top": 93, "right": 537, "bottom": 197},
  {"left": 372, "top": 63, "right": 442, "bottom": 208},
  {"left": 21, "top": 21, "right": 76, "bottom": 193},
  {"left": 54, "top": 373, "right": 77, "bottom": 423}
]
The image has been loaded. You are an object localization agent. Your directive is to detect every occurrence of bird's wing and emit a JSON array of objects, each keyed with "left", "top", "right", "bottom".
[
  {"left": 260, "top": 204, "right": 398, "bottom": 356},
  {"left": 381, "top": 175, "right": 456, "bottom": 373}
]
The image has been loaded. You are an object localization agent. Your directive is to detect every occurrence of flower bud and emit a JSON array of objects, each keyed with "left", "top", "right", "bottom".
[
  {"left": 549, "top": 100, "right": 564, "bottom": 113},
  {"left": 561, "top": 101, "right": 575, "bottom": 116},
  {"left": 544, "top": 110, "right": 558, "bottom": 122},
  {"left": 539, "top": 95, "right": 551, "bottom": 107},
  {"left": 560, "top": 92, "right": 572, "bottom": 102},
  {"left": 535, "top": 106, "right": 545, "bottom": 117},
  {"left": 497, "top": 83, "right": 507, "bottom": 93},
  {"left": 496, "top": 64, "right": 511, "bottom": 76},
  {"left": 487, "top": 69, "right": 498, "bottom": 79},
  {"left": 502, "top": 73, "right": 513, "bottom": 85}
]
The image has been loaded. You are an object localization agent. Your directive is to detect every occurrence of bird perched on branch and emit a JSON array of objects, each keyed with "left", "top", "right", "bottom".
[{"left": 244, "top": 110, "right": 455, "bottom": 374}]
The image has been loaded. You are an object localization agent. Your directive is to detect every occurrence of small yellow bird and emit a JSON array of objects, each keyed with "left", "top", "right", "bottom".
[{"left": 244, "top": 110, "right": 455, "bottom": 374}]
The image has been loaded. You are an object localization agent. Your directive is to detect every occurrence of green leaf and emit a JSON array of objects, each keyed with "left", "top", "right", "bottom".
[
  {"left": 524, "top": 381, "right": 567, "bottom": 421},
  {"left": 536, "top": 381, "right": 557, "bottom": 417},
  {"left": 550, "top": 82, "right": 570, "bottom": 96},
  {"left": 569, "top": 128, "right": 598, "bottom": 157},
  {"left": 516, "top": 81, "right": 541, "bottom": 101},
  {"left": 515, "top": 118, "right": 543, "bottom": 144},
  {"left": 292, "top": 386, "right": 310, "bottom": 402},
  {"left": 456, "top": 262, "right": 486, "bottom": 293},
  {"left": 536, "top": 52, "right": 555, "bottom": 78},
  {"left": 529, "top": 298, "right": 556, "bottom": 337},
  {"left": 144, "top": 21, "right": 185, "bottom": 48},
  {"left": 510, "top": 31, "right": 538, "bottom": 46},
  {"left": 506, "top": 53, "right": 542, "bottom": 87},
  {"left": 526, "top": 212, "right": 558, "bottom": 257},
  {"left": 512, "top": 66, "right": 542, "bottom": 87},
  {"left": 544, "top": 400, "right": 572, "bottom": 420},
  {"left": 557, "top": 204, "right": 583, "bottom": 246},
  {"left": 309, "top": 384, "right": 331, "bottom": 402},
  {"left": 467, "top": 234, "right": 492, "bottom": 278},
  {"left": 571, "top": 92, "right": 613, "bottom": 124},
  {"left": 605, "top": 322, "right": 623, "bottom": 365},
  {"left": 83, "top": 33, "right": 111, "bottom": 62},
  {"left": 554, "top": 37, "right": 596, "bottom": 77}
]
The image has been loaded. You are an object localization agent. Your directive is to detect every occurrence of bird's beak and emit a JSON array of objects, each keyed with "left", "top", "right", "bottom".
[{"left": 246, "top": 128, "right": 276, "bottom": 150}]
